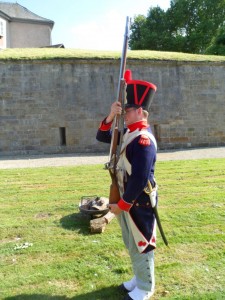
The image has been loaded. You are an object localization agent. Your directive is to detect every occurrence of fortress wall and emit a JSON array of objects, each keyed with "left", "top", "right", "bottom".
[{"left": 0, "top": 58, "right": 224, "bottom": 155}]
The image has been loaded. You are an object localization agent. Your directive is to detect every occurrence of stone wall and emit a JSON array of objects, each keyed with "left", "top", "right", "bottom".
[{"left": 0, "top": 58, "right": 225, "bottom": 155}]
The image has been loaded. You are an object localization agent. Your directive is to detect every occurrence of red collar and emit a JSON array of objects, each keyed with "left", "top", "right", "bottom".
[{"left": 127, "top": 120, "right": 149, "bottom": 132}]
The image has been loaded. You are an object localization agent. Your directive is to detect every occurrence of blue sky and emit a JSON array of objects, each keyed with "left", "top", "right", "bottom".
[{"left": 6, "top": 0, "right": 171, "bottom": 50}]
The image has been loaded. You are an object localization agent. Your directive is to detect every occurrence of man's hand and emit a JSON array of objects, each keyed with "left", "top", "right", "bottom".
[
  {"left": 109, "top": 203, "right": 122, "bottom": 215},
  {"left": 105, "top": 101, "right": 122, "bottom": 123}
]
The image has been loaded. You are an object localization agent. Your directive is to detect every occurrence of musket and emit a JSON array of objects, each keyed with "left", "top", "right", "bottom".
[
  {"left": 106, "top": 16, "right": 131, "bottom": 204},
  {"left": 147, "top": 180, "right": 169, "bottom": 246}
]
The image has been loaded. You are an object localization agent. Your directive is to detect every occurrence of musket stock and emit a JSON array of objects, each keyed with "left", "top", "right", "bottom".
[{"left": 109, "top": 169, "right": 121, "bottom": 204}]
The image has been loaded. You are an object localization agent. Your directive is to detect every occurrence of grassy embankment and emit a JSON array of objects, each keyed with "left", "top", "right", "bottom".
[{"left": 0, "top": 48, "right": 225, "bottom": 62}]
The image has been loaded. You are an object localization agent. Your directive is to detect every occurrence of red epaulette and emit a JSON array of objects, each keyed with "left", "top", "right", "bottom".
[{"left": 138, "top": 134, "right": 151, "bottom": 146}]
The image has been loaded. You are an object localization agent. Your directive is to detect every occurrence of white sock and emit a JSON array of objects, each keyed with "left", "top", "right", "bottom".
[
  {"left": 123, "top": 275, "right": 137, "bottom": 291},
  {"left": 128, "top": 286, "right": 154, "bottom": 300}
]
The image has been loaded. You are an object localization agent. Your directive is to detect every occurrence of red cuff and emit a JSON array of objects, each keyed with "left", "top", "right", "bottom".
[
  {"left": 118, "top": 198, "right": 132, "bottom": 212},
  {"left": 99, "top": 117, "right": 113, "bottom": 131}
]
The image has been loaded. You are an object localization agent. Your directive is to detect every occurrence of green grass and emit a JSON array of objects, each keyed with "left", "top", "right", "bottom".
[
  {"left": 0, "top": 159, "right": 224, "bottom": 299},
  {"left": 0, "top": 48, "right": 225, "bottom": 62}
]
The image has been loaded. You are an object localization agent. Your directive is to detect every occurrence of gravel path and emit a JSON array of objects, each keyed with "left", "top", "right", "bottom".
[{"left": 0, "top": 146, "right": 225, "bottom": 169}]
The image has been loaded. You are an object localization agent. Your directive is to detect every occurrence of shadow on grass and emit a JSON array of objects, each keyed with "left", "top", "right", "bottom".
[
  {"left": 4, "top": 289, "right": 225, "bottom": 300},
  {"left": 3, "top": 285, "right": 125, "bottom": 300},
  {"left": 59, "top": 212, "right": 92, "bottom": 235}
]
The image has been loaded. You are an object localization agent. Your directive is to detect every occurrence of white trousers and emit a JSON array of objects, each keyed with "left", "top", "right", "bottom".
[{"left": 117, "top": 212, "right": 155, "bottom": 292}]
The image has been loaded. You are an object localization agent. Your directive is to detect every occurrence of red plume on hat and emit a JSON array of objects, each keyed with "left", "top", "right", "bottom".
[{"left": 124, "top": 69, "right": 157, "bottom": 112}]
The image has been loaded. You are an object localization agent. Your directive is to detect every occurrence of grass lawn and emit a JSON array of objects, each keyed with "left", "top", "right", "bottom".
[{"left": 0, "top": 158, "right": 224, "bottom": 300}]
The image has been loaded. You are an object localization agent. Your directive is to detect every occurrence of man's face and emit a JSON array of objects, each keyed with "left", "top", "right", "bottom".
[{"left": 124, "top": 107, "right": 140, "bottom": 126}]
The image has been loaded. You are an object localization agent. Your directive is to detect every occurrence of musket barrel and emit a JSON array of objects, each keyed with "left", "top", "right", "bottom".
[
  {"left": 116, "top": 16, "right": 130, "bottom": 101},
  {"left": 109, "top": 16, "right": 130, "bottom": 165}
]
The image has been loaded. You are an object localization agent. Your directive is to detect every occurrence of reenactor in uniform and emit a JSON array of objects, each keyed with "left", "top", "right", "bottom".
[{"left": 96, "top": 70, "right": 157, "bottom": 300}]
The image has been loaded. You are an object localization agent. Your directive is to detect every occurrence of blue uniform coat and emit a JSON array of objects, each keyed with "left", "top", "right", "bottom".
[{"left": 96, "top": 119, "right": 157, "bottom": 252}]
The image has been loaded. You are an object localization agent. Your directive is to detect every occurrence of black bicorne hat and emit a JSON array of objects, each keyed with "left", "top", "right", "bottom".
[{"left": 124, "top": 69, "right": 157, "bottom": 112}]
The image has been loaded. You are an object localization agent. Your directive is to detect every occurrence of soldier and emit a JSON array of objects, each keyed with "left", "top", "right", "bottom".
[{"left": 96, "top": 70, "right": 157, "bottom": 300}]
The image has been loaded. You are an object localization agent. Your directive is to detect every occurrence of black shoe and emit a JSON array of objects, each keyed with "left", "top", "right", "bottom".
[
  {"left": 123, "top": 295, "right": 132, "bottom": 300},
  {"left": 118, "top": 284, "right": 129, "bottom": 293}
]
